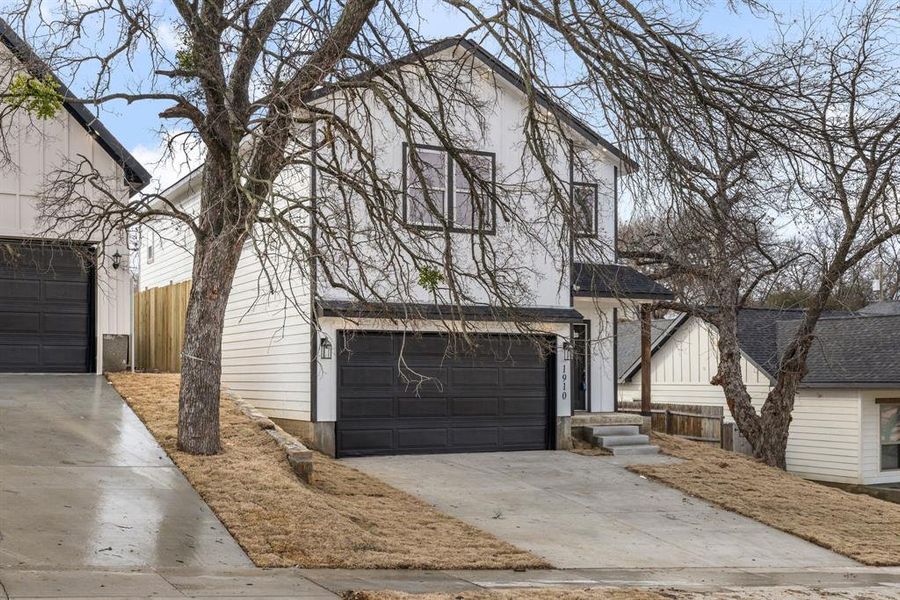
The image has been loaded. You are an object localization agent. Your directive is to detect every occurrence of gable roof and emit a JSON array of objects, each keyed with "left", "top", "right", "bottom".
[
  {"left": 617, "top": 315, "right": 686, "bottom": 380},
  {"left": 304, "top": 37, "right": 636, "bottom": 171},
  {"left": 630, "top": 307, "right": 900, "bottom": 388},
  {"left": 0, "top": 18, "right": 150, "bottom": 191}
]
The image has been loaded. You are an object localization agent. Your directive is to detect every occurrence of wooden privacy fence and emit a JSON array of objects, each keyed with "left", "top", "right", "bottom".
[
  {"left": 618, "top": 401, "right": 725, "bottom": 446},
  {"left": 134, "top": 280, "right": 191, "bottom": 372}
]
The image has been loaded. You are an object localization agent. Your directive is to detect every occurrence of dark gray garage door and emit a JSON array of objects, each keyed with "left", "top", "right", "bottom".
[
  {"left": 0, "top": 241, "right": 94, "bottom": 372},
  {"left": 336, "top": 331, "right": 554, "bottom": 457}
]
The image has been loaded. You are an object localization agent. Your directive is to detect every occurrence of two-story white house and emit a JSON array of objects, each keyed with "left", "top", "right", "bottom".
[
  {"left": 0, "top": 18, "right": 150, "bottom": 374},
  {"left": 139, "top": 38, "right": 672, "bottom": 457}
]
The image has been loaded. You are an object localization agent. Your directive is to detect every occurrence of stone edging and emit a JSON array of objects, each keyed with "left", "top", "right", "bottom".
[{"left": 222, "top": 389, "right": 314, "bottom": 483}]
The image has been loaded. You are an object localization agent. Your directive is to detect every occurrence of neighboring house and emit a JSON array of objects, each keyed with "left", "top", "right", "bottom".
[
  {"left": 617, "top": 308, "right": 900, "bottom": 485},
  {"left": 0, "top": 19, "right": 150, "bottom": 373},
  {"left": 138, "top": 38, "right": 672, "bottom": 457}
]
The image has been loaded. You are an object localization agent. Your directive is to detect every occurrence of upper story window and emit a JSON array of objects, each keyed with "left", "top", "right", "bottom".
[
  {"left": 146, "top": 242, "right": 155, "bottom": 264},
  {"left": 405, "top": 145, "right": 448, "bottom": 227},
  {"left": 881, "top": 402, "right": 899, "bottom": 471},
  {"left": 404, "top": 144, "right": 495, "bottom": 232},
  {"left": 572, "top": 181, "right": 598, "bottom": 237}
]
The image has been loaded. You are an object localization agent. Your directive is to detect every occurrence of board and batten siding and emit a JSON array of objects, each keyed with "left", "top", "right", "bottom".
[
  {"left": 618, "top": 317, "right": 771, "bottom": 409},
  {"left": 618, "top": 316, "right": 874, "bottom": 484},
  {"left": 138, "top": 188, "right": 313, "bottom": 422},
  {"left": 1, "top": 49, "right": 133, "bottom": 372},
  {"left": 859, "top": 392, "right": 900, "bottom": 485}
]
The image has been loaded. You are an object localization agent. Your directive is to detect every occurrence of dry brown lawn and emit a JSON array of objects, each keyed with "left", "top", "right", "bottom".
[
  {"left": 106, "top": 373, "right": 547, "bottom": 569},
  {"left": 628, "top": 434, "right": 900, "bottom": 566},
  {"left": 344, "top": 587, "right": 899, "bottom": 600}
]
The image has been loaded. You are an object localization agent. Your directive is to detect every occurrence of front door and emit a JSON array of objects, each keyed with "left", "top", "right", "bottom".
[{"left": 572, "top": 322, "right": 590, "bottom": 411}]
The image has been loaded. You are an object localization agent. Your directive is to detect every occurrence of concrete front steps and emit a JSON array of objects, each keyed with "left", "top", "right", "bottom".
[{"left": 573, "top": 420, "right": 660, "bottom": 456}]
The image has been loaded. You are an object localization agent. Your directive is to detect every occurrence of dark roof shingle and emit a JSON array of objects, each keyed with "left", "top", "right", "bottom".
[{"left": 573, "top": 263, "right": 673, "bottom": 300}]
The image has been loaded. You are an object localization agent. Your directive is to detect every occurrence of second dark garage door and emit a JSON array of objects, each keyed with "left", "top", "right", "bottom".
[
  {"left": 0, "top": 241, "right": 94, "bottom": 373},
  {"left": 336, "top": 331, "right": 554, "bottom": 457}
]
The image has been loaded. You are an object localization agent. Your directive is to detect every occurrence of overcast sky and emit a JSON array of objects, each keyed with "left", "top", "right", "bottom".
[{"left": 66, "top": 0, "right": 839, "bottom": 190}]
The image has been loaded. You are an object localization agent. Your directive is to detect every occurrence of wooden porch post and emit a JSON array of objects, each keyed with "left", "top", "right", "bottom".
[{"left": 640, "top": 304, "right": 652, "bottom": 417}]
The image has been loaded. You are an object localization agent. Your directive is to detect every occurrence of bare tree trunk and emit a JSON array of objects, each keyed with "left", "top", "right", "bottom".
[
  {"left": 176, "top": 164, "right": 248, "bottom": 454},
  {"left": 176, "top": 232, "right": 244, "bottom": 454}
]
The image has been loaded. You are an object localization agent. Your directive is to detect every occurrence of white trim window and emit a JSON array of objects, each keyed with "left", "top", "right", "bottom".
[
  {"left": 405, "top": 145, "right": 448, "bottom": 227},
  {"left": 452, "top": 152, "right": 495, "bottom": 232},
  {"left": 146, "top": 241, "right": 155, "bottom": 264},
  {"left": 880, "top": 402, "right": 900, "bottom": 471},
  {"left": 572, "top": 182, "right": 598, "bottom": 236}
]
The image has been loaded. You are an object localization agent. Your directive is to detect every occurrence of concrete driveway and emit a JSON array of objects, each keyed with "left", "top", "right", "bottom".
[
  {"left": 0, "top": 374, "right": 250, "bottom": 570},
  {"left": 345, "top": 451, "right": 857, "bottom": 570}
]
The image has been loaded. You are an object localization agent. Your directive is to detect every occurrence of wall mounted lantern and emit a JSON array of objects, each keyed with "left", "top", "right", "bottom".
[
  {"left": 112, "top": 250, "right": 122, "bottom": 270},
  {"left": 562, "top": 341, "right": 572, "bottom": 361},
  {"left": 319, "top": 337, "right": 333, "bottom": 360}
]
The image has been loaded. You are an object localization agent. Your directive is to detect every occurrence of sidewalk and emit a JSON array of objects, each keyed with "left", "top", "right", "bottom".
[{"left": 2, "top": 565, "right": 899, "bottom": 598}]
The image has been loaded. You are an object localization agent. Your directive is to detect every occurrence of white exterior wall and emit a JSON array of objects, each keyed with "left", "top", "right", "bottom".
[
  {"left": 220, "top": 248, "right": 312, "bottom": 421},
  {"left": 860, "top": 392, "right": 900, "bottom": 485},
  {"left": 313, "top": 53, "right": 618, "bottom": 310},
  {"left": 574, "top": 297, "right": 617, "bottom": 412},
  {"left": 618, "top": 317, "right": 771, "bottom": 408},
  {"left": 0, "top": 51, "right": 133, "bottom": 373},
  {"left": 138, "top": 193, "right": 198, "bottom": 290},
  {"left": 618, "top": 317, "right": 879, "bottom": 484}
]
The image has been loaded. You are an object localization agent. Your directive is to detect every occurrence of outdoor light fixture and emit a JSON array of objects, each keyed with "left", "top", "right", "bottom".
[
  {"left": 319, "top": 337, "right": 333, "bottom": 360},
  {"left": 111, "top": 250, "right": 122, "bottom": 270},
  {"left": 563, "top": 341, "right": 572, "bottom": 361}
]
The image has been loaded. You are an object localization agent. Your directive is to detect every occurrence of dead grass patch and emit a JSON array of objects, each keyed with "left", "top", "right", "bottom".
[
  {"left": 628, "top": 434, "right": 900, "bottom": 566},
  {"left": 106, "top": 373, "right": 547, "bottom": 569}
]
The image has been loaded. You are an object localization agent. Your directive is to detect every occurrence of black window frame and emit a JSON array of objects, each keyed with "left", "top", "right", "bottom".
[
  {"left": 572, "top": 181, "right": 599, "bottom": 238},
  {"left": 880, "top": 401, "right": 900, "bottom": 472},
  {"left": 402, "top": 142, "right": 496, "bottom": 234}
]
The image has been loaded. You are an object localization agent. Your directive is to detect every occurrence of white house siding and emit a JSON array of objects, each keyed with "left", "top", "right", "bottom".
[
  {"left": 786, "top": 389, "right": 862, "bottom": 484},
  {"left": 618, "top": 317, "right": 771, "bottom": 409},
  {"left": 0, "top": 60, "right": 133, "bottom": 372},
  {"left": 574, "top": 297, "right": 617, "bottom": 412},
  {"left": 859, "top": 391, "right": 900, "bottom": 485},
  {"left": 312, "top": 50, "right": 619, "bottom": 311},
  {"left": 220, "top": 248, "right": 312, "bottom": 421},
  {"left": 138, "top": 193, "right": 198, "bottom": 290},
  {"left": 139, "top": 180, "right": 313, "bottom": 420}
]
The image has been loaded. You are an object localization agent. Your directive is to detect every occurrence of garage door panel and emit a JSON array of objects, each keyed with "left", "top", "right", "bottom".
[
  {"left": 340, "top": 364, "right": 394, "bottom": 386},
  {"left": 450, "top": 367, "right": 499, "bottom": 387},
  {"left": 0, "top": 311, "right": 40, "bottom": 333},
  {"left": 43, "top": 280, "right": 90, "bottom": 302},
  {"left": 337, "top": 331, "right": 552, "bottom": 457},
  {"left": 0, "top": 343, "right": 40, "bottom": 365},
  {"left": 0, "top": 278, "right": 40, "bottom": 300},
  {"left": 0, "top": 242, "right": 93, "bottom": 372},
  {"left": 502, "top": 396, "right": 547, "bottom": 415},
  {"left": 451, "top": 396, "right": 500, "bottom": 416},
  {"left": 397, "top": 428, "right": 448, "bottom": 449},
  {"left": 501, "top": 367, "right": 547, "bottom": 387},
  {"left": 397, "top": 397, "right": 447, "bottom": 417},
  {"left": 339, "top": 397, "right": 394, "bottom": 418},
  {"left": 43, "top": 313, "right": 90, "bottom": 335},
  {"left": 449, "top": 427, "right": 500, "bottom": 448},
  {"left": 500, "top": 426, "right": 547, "bottom": 446},
  {"left": 42, "top": 344, "right": 91, "bottom": 365}
]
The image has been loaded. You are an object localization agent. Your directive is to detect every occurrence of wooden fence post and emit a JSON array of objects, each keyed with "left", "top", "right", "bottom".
[{"left": 664, "top": 409, "right": 672, "bottom": 435}]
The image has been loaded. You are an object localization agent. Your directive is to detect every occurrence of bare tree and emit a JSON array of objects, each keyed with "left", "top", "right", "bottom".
[
  {"left": 1, "top": 0, "right": 832, "bottom": 455},
  {"left": 620, "top": 2, "right": 900, "bottom": 467}
]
